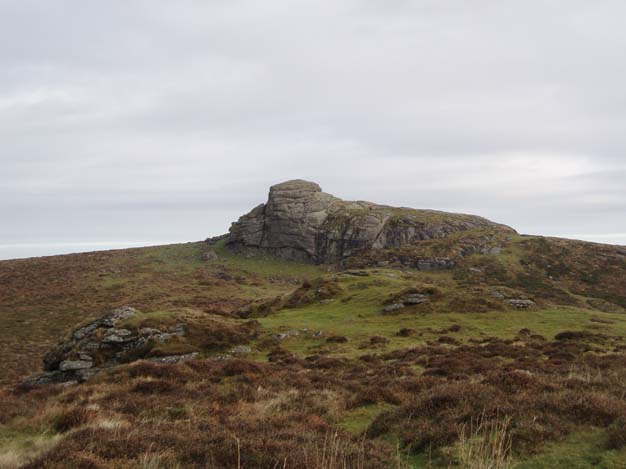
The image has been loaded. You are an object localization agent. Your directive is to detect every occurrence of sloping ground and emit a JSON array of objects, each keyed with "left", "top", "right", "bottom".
[
  {"left": 0, "top": 242, "right": 323, "bottom": 384},
  {"left": 1, "top": 234, "right": 625, "bottom": 467}
]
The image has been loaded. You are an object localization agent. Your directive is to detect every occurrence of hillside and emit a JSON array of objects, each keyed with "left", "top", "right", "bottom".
[{"left": 1, "top": 182, "right": 626, "bottom": 468}]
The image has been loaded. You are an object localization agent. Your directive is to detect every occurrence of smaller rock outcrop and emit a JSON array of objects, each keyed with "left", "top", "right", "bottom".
[
  {"left": 25, "top": 306, "right": 189, "bottom": 385},
  {"left": 489, "top": 288, "right": 537, "bottom": 309}
]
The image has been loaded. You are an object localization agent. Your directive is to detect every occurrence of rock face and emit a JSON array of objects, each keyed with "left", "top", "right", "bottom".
[
  {"left": 24, "top": 306, "right": 190, "bottom": 386},
  {"left": 228, "top": 180, "right": 337, "bottom": 263},
  {"left": 227, "top": 179, "right": 515, "bottom": 264}
]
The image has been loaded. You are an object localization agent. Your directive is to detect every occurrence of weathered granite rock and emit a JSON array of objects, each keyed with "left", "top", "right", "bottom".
[
  {"left": 227, "top": 180, "right": 515, "bottom": 264},
  {"left": 383, "top": 303, "right": 406, "bottom": 313},
  {"left": 506, "top": 299, "right": 536, "bottom": 309},
  {"left": 275, "top": 330, "right": 300, "bottom": 341},
  {"left": 59, "top": 359, "right": 93, "bottom": 371},
  {"left": 403, "top": 294, "right": 429, "bottom": 305},
  {"left": 23, "top": 371, "right": 73, "bottom": 386},
  {"left": 26, "top": 306, "right": 190, "bottom": 386},
  {"left": 382, "top": 289, "right": 435, "bottom": 314},
  {"left": 147, "top": 353, "right": 199, "bottom": 364},
  {"left": 102, "top": 328, "right": 133, "bottom": 343}
]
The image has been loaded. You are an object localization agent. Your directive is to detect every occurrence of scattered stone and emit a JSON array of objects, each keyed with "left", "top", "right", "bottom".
[
  {"left": 275, "top": 330, "right": 300, "bottom": 341},
  {"left": 148, "top": 353, "right": 199, "bottom": 364},
  {"left": 403, "top": 294, "right": 429, "bottom": 305},
  {"left": 213, "top": 354, "right": 231, "bottom": 361},
  {"left": 383, "top": 303, "right": 405, "bottom": 313},
  {"left": 231, "top": 346, "right": 252, "bottom": 354},
  {"left": 506, "top": 299, "right": 536, "bottom": 309}
]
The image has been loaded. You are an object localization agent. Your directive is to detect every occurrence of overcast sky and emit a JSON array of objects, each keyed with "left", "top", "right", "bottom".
[{"left": 1, "top": 1, "right": 625, "bottom": 260}]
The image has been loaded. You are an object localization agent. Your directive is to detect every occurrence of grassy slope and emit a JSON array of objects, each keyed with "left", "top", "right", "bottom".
[
  {"left": 1, "top": 235, "right": 626, "bottom": 467},
  {"left": 259, "top": 268, "right": 626, "bottom": 359},
  {"left": 254, "top": 264, "right": 626, "bottom": 468}
]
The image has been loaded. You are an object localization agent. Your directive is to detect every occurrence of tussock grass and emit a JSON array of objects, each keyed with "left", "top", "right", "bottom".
[
  {"left": 0, "top": 431, "right": 62, "bottom": 469},
  {"left": 455, "top": 415, "right": 513, "bottom": 469}
]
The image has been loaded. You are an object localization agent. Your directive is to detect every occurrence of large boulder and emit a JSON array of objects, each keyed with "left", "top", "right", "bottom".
[{"left": 226, "top": 179, "right": 515, "bottom": 264}]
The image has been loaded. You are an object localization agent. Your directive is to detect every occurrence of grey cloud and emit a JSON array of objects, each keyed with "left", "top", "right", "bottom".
[{"left": 1, "top": 1, "right": 625, "bottom": 259}]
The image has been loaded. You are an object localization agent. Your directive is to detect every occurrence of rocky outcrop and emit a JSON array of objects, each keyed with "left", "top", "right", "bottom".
[
  {"left": 227, "top": 179, "right": 515, "bottom": 264},
  {"left": 24, "top": 306, "right": 192, "bottom": 385}
]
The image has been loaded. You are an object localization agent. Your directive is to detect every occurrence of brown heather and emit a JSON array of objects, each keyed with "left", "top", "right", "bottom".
[{"left": 1, "top": 227, "right": 625, "bottom": 467}]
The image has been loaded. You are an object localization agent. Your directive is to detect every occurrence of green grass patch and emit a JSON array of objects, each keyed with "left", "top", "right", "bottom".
[
  {"left": 259, "top": 268, "right": 626, "bottom": 358},
  {"left": 337, "top": 403, "right": 397, "bottom": 435},
  {"left": 138, "top": 242, "right": 208, "bottom": 272},
  {"left": 516, "top": 429, "right": 626, "bottom": 468},
  {"left": 211, "top": 240, "right": 325, "bottom": 279},
  {"left": 0, "top": 426, "right": 61, "bottom": 468}
]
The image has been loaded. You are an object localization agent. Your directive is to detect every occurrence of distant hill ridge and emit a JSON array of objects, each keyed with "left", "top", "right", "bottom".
[{"left": 226, "top": 179, "right": 515, "bottom": 264}]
